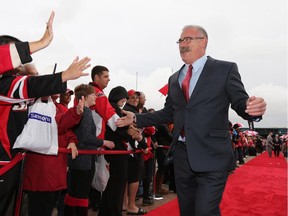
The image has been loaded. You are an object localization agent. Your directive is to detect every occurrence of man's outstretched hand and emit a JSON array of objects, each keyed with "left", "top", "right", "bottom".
[{"left": 116, "top": 110, "right": 135, "bottom": 127}]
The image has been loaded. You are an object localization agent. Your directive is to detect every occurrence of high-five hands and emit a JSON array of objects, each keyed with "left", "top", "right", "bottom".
[
  {"left": 116, "top": 110, "right": 135, "bottom": 127},
  {"left": 27, "top": 11, "right": 91, "bottom": 82},
  {"left": 29, "top": 11, "right": 55, "bottom": 53},
  {"left": 61, "top": 57, "right": 91, "bottom": 82}
]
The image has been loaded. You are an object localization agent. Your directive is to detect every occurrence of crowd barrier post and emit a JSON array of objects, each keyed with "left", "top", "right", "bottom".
[{"left": 13, "top": 151, "right": 27, "bottom": 216}]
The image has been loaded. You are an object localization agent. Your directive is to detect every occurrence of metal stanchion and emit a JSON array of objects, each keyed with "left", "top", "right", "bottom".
[
  {"left": 248, "top": 120, "right": 255, "bottom": 131},
  {"left": 13, "top": 151, "right": 27, "bottom": 216}
]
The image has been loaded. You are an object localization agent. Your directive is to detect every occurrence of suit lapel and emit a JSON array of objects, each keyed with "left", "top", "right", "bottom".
[
  {"left": 189, "top": 57, "right": 215, "bottom": 103},
  {"left": 171, "top": 58, "right": 216, "bottom": 104}
]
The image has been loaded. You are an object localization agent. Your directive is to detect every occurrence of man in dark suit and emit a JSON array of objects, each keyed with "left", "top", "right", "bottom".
[{"left": 116, "top": 25, "right": 266, "bottom": 216}]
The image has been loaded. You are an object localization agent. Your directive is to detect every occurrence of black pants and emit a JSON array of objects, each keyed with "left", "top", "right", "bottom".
[
  {"left": 156, "top": 148, "right": 168, "bottom": 174},
  {"left": 64, "top": 167, "right": 95, "bottom": 216},
  {"left": 143, "top": 158, "right": 154, "bottom": 198},
  {"left": 67, "top": 169, "right": 94, "bottom": 199},
  {"left": 236, "top": 147, "right": 244, "bottom": 163},
  {"left": 173, "top": 141, "right": 228, "bottom": 216},
  {"left": 57, "top": 189, "right": 67, "bottom": 216},
  {"left": 27, "top": 191, "right": 59, "bottom": 216},
  {"left": 98, "top": 155, "right": 128, "bottom": 216},
  {"left": 274, "top": 148, "right": 281, "bottom": 157},
  {"left": 0, "top": 163, "right": 21, "bottom": 216}
]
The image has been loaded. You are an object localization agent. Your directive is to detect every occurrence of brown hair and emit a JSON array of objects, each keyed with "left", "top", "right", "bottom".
[{"left": 74, "top": 84, "right": 95, "bottom": 100}]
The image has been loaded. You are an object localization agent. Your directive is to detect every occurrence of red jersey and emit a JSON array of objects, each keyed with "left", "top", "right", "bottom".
[
  {"left": 0, "top": 42, "right": 32, "bottom": 74},
  {"left": 0, "top": 73, "right": 66, "bottom": 162},
  {"left": 89, "top": 82, "right": 119, "bottom": 139}
]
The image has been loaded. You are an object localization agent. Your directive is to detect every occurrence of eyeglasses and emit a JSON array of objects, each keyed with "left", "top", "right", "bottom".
[{"left": 176, "top": 37, "right": 204, "bottom": 44}]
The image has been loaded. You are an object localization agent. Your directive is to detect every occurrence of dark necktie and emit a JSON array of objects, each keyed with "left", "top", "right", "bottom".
[{"left": 182, "top": 65, "right": 192, "bottom": 102}]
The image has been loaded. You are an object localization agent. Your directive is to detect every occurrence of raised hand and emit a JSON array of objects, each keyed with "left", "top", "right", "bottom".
[
  {"left": 61, "top": 56, "right": 91, "bottom": 82},
  {"left": 29, "top": 11, "right": 55, "bottom": 53},
  {"left": 76, "top": 96, "right": 85, "bottom": 115}
]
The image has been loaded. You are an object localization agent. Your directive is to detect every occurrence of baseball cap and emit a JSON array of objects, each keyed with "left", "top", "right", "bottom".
[
  {"left": 65, "top": 89, "right": 74, "bottom": 95},
  {"left": 127, "top": 89, "right": 140, "bottom": 97}
]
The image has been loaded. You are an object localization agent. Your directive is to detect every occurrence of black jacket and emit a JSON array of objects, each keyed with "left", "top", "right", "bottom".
[{"left": 68, "top": 107, "right": 103, "bottom": 170}]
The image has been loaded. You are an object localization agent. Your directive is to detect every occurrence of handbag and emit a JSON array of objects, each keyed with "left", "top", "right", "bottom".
[
  {"left": 13, "top": 97, "right": 58, "bottom": 155},
  {"left": 91, "top": 154, "right": 110, "bottom": 192}
]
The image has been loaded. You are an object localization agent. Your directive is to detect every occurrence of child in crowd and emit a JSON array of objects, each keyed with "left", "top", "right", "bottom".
[{"left": 64, "top": 84, "right": 115, "bottom": 216}]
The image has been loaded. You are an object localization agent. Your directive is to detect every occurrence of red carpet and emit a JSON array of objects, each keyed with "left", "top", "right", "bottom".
[
  {"left": 146, "top": 153, "right": 287, "bottom": 216},
  {"left": 146, "top": 198, "right": 179, "bottom": 216}
]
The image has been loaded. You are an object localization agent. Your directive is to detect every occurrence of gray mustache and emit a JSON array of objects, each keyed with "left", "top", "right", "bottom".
[{"left": 180, "top": 47, "right": 190, "bottom": 53}]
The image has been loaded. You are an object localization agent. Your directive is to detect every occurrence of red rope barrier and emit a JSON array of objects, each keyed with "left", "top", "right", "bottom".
[
  {"left": 0, "top": 146, "right": 170, "bottom": 177},
  {"left": 0, "top": 149, "right": 144, "bottom": 177},
  {"left": 0, "top": 144, "right": 170, "bottom": 216},
  {"left": 157, "top": 145, "right": 170, "bottom": 149},
  {"left": 58, "top": 147, "right": 144, "bottom": 155},
  {"left": 0, "top": 152, "right": 26, "bottom": 176}
]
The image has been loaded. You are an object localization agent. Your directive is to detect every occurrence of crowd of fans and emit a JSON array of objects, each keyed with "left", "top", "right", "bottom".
[
  {"left": 0, "top": 12, "right": 285, "bottom": 216},
  {"left": 230, "top": 123, "right": 287, "bottom": 166},
  {"left": 0, "top": 15, "right": 174, "bottom": 214}
]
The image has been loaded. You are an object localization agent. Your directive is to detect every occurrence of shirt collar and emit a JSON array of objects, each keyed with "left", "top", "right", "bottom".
[{"left": 187, "top": 55, "right": 207, "bottom": 71}]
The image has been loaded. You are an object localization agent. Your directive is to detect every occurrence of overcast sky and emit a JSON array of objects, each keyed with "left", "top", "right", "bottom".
[{"left": 1, "top": 0, "right": 287, "bottom": 128}]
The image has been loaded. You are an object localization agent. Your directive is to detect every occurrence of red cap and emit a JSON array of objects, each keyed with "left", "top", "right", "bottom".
[
  {"left": 66, "top": 89, "right": 74, "bottom": 95},
  {"left": 127, "top": 89, "right": 140, "bottom": 97}
]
